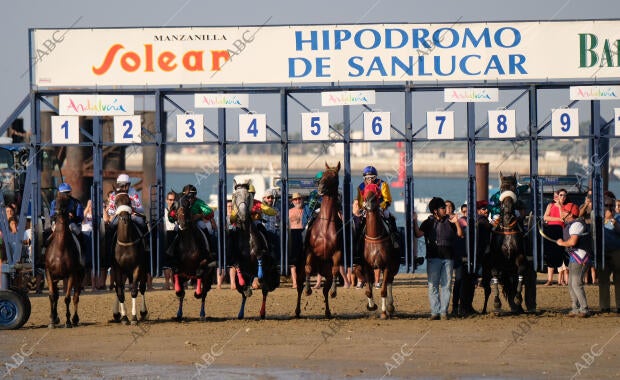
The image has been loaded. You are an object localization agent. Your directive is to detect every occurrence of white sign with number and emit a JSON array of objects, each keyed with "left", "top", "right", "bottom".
[
  {"left": 51, "top": 115, "right": 80, "bottom": 144},
  {"left": 488, "top": 110, "right": 516, "bottom": 138},
  {"left": 113, "top": 115, "right": 141, "bottom": 144},
  {"left": 426, "top": 111, "right": 454, "bottom": 140},
  {"left": 615, "top": 108, "right": 620, "bottom": 137},
  {"left": 239, "top": 114, "right": 266, "bottom": 142},
  {"left": 551, "top": 108, "right": 579, "bottom": 137},
  {"left": 176, "top": 114, "right": 204, "bottom": 143},
  {"left": 363, "top": 112, "right": 391, "bottom": 140},
  {"left": 301, "top": 112, "right": 329, "bottom": 141}
]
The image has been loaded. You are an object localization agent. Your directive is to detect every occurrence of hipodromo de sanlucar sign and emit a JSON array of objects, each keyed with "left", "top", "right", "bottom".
[{"left": 31, "top": 20, "right": 620, "bottom": 88}]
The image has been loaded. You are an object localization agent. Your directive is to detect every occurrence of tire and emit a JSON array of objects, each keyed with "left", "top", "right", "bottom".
[
  {"left": 0, "top": 289, "right": 29, "bottom": 330},
  {"left": 11, "top": 287, "right": 31, "bottom": 326}
]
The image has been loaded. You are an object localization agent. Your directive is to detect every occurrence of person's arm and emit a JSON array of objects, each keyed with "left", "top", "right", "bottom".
[
  {"left": 450, "top": 214, "right": 464, "bottom": 238},
  {"left": 261, "top": 203, "right": 277, "bottom": 216},
  {"left": 412, "top": 213, "right": 424, "bottom": 238},
  {"left": 543, "top": 203, "right": 562, "bottom": 223},
  {"left": 380, "top": 182, "right": 392, "bottom": 209},
  {"left": 557, "top": 234, "right": 578, "bottom": 248},
  {"left": 74, "top": 200, "right": 84, "bottom": 224}
]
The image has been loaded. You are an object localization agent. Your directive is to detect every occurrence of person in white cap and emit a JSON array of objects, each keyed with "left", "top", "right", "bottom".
[{"left": 106, "top": 174, "right": 147, "bottom": 249}]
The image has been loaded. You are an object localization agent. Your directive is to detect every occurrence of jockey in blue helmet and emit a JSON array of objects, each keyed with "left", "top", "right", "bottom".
[{"left": 48, "top": 182, "right": 85, "bottom": 263}]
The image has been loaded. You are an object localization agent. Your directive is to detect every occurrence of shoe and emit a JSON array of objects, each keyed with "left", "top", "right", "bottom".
[
  {"left": 576, "top": 311, "right": 591, "bottom": 318},
  {"left": 440, "top": 314, "right": 449, "bottom": 320},
  {"left": 429, "top": 314, "right": 440, "bottom": 321},
  {"left": 374, "top": 282, "right": 382, "bottom": 289}
]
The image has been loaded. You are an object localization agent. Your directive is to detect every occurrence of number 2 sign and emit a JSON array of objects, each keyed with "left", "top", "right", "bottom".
[
  {"left": 551, "top": 108, "right": 579, "bottom": 137},
  {"left": 114, "top": 116, "right": 141, "bottom": 144}
]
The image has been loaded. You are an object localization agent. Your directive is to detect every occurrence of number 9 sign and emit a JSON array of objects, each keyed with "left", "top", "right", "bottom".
[
  {"left": 488, "top": 110, "right": 516, "bottom": 138},
  {"left": 301, "top": 112, "right": 329, "bottom": 141},
  {"left": 363, "top": 112, "right": 391, "bottom": 140},
  {"left": 51, "top": 115, "right": 80, "bottom": 144},
  {"left": 114, "top": 115, "right": 141, "bottom": 144},
  {"left": 426, "top": 111, "right": 454, "bottom": 140},
  {"left": 239, "top": 114, "right": 266, "bottom": 142},
  {"left": 551, "top": 108, "right": 579, "bottom": 137},
  {"left": 176, "top": 114, "right": 204, "bottom": 143}
]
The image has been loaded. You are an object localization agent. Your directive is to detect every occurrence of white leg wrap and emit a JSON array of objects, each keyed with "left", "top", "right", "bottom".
[
  {"left": 119, "top": 303, "right": 126, "bottom": 317},
  {"left": 382, "top": 297, "right": 387, "bottom": 312},
  {"left": 367, "top": 297, "right": 375, "bottom": 308},
  {"left": 131, "top": 298, "right": 137, "bottom": 317}
]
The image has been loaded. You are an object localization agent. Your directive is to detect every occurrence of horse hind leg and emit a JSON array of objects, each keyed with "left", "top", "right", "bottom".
[
  {"left": 386, "top": 283, "right": 395, "bottom": 315},
  {"left": 260, "top": 291, "right": 267, "bottom": 320},
  {"left": 71, "top": 284, "right": 81, "bottom": 327},
  {"left": 295, "top": 267, "right": 305, "bottom": 318},
  {"left": 514, "top": 274, "right": 524, "bottom": 307},
  {"left": 491, "top": 276, "right": 502, "bottom": 315},
  {"left": 64, "top": 277, "right": 74, "bottom": 328},
  {"left": 238, "top": 295, "right": 247, "bottom": 320},
  {"left": 323, "top": 280, "right": 332, "bottom": 319}
]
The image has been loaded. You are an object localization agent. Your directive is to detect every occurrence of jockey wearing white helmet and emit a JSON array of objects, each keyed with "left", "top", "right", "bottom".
[{"left": 107, "top": 174, "right": 147, "bottom": 245}]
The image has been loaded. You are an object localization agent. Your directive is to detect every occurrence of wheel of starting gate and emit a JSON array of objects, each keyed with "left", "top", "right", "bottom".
[{"left": 0, "top": 288, "right": 30, "bottom": 330}]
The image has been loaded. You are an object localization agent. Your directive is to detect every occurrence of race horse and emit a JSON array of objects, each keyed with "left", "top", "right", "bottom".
[
  {"left": 483, "top": 181, "right": 527, "bottom": 315},
  {"left": 171, "top": 193, "right": 217, "bottom": 321},
  {"left": 355, "top": 182, "right": 400, "bottom": 319},
  {"left": 110, "top": 193, "right": 148, "bottom": 325},
  {"left": 295, "top": 162, "right": 343, "bottom": 318},
  {"left": 44, "top": 191, "right": 84, "bottom": 328},
  {"left": 230, "top": 181, "right": 279, "bottom": 319}
]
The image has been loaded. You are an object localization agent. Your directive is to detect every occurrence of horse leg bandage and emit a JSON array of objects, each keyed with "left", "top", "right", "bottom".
[
  {"left": 173, "top": 274, "right": 182, "bottom": 293},
  {"left": 257, "top": 258, "right": 263, "bottom": 279},
  {"left": 236, "top": 268, "right": 246, "bottom": 286}
]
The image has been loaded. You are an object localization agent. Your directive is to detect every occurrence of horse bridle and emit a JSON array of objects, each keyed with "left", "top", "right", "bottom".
[{"left": 115, "top": 209, "right": 142, "bottom": 246}]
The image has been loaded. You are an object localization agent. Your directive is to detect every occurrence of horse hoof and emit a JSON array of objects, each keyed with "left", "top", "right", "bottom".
[
  {"left": 65, "top": 322, "right": 73, "bottom": 328},
  {"left": 194, "top": 292, "right": 202, "bottom": 299},
  {"left": 48, "top": 323, "right": 56, "bottom": 329},
  {"left": 112, "top": 313, "right": 121, "bottom": 322},
  {"left": 260, "top": 313, "right": 266, "bottom": 320},
  {"left": 380, "top": 312, "right": 388, "bottom": 320},
  {"left": 325, "top": 311, "right": 332, "bottom": 319},
  {"left": 367, "top": 304, "right": 378, "bottom": 311},
  {"left": 72, "top": 316, "right": 80, "bottom": 326},
  {"left": 305, "top": 288, "right": 312, "bottom": 296},
  {"left": 243, "top": 287, "right": 252, "bottom": 298},
  {"left": 121, "top": 316, "right": 130, "bottom": 325},
  {"left": 237, "top": 313, "right": 244, "bottom": 320},
  {"left": 330, "top": 290, "right": 337, "bottom": 299},
  {"left": 387, "top": 305, "right": 395, "bottom": 314},
  {"left": 140, "top": 311, "right": 148, "bottom": 321}
]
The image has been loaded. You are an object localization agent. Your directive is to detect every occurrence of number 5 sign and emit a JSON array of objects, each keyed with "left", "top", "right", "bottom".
[
  {"left": 239, "top": 114, "right": 266, "bottom": 142},
  {"left": 488, "top": 110, "right": 516, "bottom": 138},
  {"left": 301, "top": 112, "right": 329, "bottom": 140},
  {"left": 114, "top": 116, "right": 141, "bottom": 144},
  {"left": 426, "top": 111, "right": 454, "bottom": 140},
  {"left": 551, "top": 108, "right": 579, "bottom": 137},
  {"left": 363, "top": 112, "right": 391, "bottom": 140},
  {"left": 51, "top": 115, "right": 80, "bottom": 144}
]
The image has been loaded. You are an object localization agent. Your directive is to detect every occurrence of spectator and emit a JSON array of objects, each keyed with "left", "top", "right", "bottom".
[
  {"left": 600, "top": 195, "right": 620, "bottom": 313},
  {"left": 8, "top": 119, "right": 30, "bottom": 143},
  {"left": 82, "top": 200, "right": 95, "bottom": 290},
  {"left": 578, "top": 190, "right": 596, "bottom": 285},
  {"left": 288, "top": 192, "right": 305, "bottom": 289},
  {"left": 555, "top": 203, "right": 590, "bottom": 317},
  {"left": 413, "top": 197, "right": 463, "bottom": 320},
  {"left": 543, "top": 189, "right": 571, "bottom": 286},
  {"left": 163, "top": 191, "right": 177, "bottom": 290}
]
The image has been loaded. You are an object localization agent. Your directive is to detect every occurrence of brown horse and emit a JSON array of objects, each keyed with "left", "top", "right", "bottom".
[
  {"left": 230, "top": 182, "right": 279, "bottom": 319},
  {"left": 171, "top": 193, "right": 216, "bottom": 321},
  {"left": 296, "top": 162, "right": 343, "bottom": 318},
  {"left": 355, "top": 183, "right": 400, "bottom": 319},
  {"left": 44, "top": 192, "right": 84, "bottom": 328},
  {"left": 111, "top": 193, "right": 148, "bottom": 325}
]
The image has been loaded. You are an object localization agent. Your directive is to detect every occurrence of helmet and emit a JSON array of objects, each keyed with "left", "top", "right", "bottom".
[
  {"left": 58, "top": 183, "right": 72, "bottom": 193},
  {"left": 182, "top": 184, "right": 197, "bottom": 195},
  {"left": 313, "top": 171, "right": 323, "bottom": 183},
  {"left": 428, "top": 197, "right": 446, "bottom": 213},
  {"left": 362, "top": 166, "right": 378, "bottom": 176},
  {"left": 116, "top": 174, "right": 130, "bottom": 184},
  {"left": 248, "top": 184, "right": 256, "bottom": 194}
]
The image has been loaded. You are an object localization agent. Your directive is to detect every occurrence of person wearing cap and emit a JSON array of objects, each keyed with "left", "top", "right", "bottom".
[
  {"left": 262, "top": 188, "right": 281, "bottom": 263},
  {"left": 49, "top": 182, "right": 85, "bottom": 263},
  {"left": 106, "top": 174, "right": 148, "bottom": 256},
  {"left": 413, "top": 196, "right": 463, "bottom": 320},
  {"left": 167, "top": 184, "right": 217, "bottom": 269},
  {"left": 555, "top": 203, "right": 591, "bottom": 317}
]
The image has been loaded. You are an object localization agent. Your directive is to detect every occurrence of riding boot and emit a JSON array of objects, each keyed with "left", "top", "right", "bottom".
[
  {"left": 201, "top": 228, "right": 218, "bottom": 268},
  {"left": 387, "top": 216, "right": 400, "bottom": 248}
]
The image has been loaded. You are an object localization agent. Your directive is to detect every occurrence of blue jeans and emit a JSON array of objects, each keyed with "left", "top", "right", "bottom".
[{"left": 427, "top": 258, "right": 454, "bottom": 316}]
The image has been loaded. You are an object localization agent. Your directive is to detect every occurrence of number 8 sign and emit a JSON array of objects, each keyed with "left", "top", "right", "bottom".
[
  {"left": 488, "top": 110, "right": 516, "bottom": 138},
  {"left": 51, "top": 115, "right": 80, "bottom": 144},
  {"left": 114, "top": 116, "right": 141, "bottom": 144},
  {"left": 551, "top": 108, "right": 579, "bottom": 137}
]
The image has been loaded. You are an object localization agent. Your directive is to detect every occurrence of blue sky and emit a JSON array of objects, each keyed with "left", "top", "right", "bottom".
[{"left": 1, "top": 0, "right": 618, "bottom": 128}]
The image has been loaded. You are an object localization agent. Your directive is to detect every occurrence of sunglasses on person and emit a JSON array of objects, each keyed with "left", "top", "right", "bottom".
[{"left": 167, "top": 198, "right": 175, "bottom": 202}]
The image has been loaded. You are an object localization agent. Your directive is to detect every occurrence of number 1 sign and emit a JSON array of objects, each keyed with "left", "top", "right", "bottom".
[{"left": 51, "top": 115, "right": 80, "bottom": 144}]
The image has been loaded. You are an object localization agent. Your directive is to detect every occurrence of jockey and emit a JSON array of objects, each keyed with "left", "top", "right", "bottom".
[
  {"left": 167, "top": 184, "right": 218, "bottom": 268},
  {"left": 49, "top": 183, "right": 85, "bottom": 263},
  {"left": 229, "top": 183, "right": 278, "bottom": 245},
  {"left": 355, "top": 166, "right": 400, "bottom": 259},
  {"left": 107, "top": 174, "right": 148, "bottom": 250}
]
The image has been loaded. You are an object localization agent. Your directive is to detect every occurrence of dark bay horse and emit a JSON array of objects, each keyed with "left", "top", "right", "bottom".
[
  {"left": 483, "top": 191, "right": 526, "bottom": 315},
  {"left": 44, "top": 192, "right": 84, "bottom": 328},
  {"left": 172, "top": 194, "right": 216, "bottom": 321},
  {"left": 296, "top": 162, "right": 343, "bottom": 318},
  {"left": 355, "top": 183, "right": 400, "bottom": 319},
  {"left": 231, "top": 182, "right": 279, "bottom": 319},
  {"left": 111, "top": 193, "right": 148, "bottom": 325}
]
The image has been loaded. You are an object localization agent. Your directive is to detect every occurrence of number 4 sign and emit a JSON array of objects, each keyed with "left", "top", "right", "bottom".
[
  {"left": 551, "top": 108, "right": 579, "bottom": 137},
  {"left": 51, "top": 115, "right": 80, "bottom": 144},
  {"left": 239, "top": 114, "right": 266, "bottom": 142},
  {"left": 114, "top": 116, "right": 142, "bottom": 144}
]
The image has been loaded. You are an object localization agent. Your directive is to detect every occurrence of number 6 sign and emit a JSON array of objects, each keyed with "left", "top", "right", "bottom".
[
  {"left": 426, "top": 111, "right": 454, "bottom": 140},
  {"left": 51, "top": 115, "right": 80, "bottom": 144},
  {"left": 114, "top": 115, "right": 142, "bottom": 144},
  {"left": 551, "top": 108, "right": 579, "bottom": 137},
  {"left": 363, "top": 112, "right": 391, "bottom": 140}
]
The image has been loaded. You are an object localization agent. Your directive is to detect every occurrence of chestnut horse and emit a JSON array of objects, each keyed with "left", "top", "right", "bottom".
[
  {"left": 230, "top": 182, "right": 279, "bottom": 319},
  {"left": 296, "top": 162, "right": 343, "bottom": 318},
  {"left": 355, "top": 183, "right": 400, "bottom": 319},
  {"left": 44, "top": 192, "right": 84, "bottom": 328},
  {"left": 171, "top": 193, "right": 216, "bottom": 321},
  {"left": 110, "top": 193, "right": 148, "bottom": 325}
]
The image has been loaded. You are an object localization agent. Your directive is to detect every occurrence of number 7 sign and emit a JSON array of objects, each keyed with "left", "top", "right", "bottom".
[{"left": 426, "top": 111, "right": 454, "bottom": 140}]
